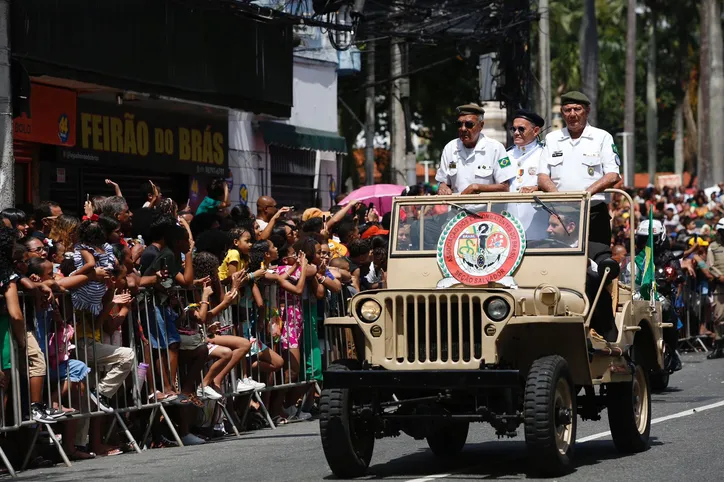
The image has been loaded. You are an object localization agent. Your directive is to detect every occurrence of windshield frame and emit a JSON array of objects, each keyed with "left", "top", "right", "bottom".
[{"left": 390, "top": 192, "right": 590, "bottom": 258}]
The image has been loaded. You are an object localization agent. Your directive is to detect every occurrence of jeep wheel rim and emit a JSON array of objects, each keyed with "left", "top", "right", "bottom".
[
  {"left": 632, "top": 366, "right": 649, "bottom": 434},
  {"left": 554, "top": 378, "right": 573, "bottom": 455}
]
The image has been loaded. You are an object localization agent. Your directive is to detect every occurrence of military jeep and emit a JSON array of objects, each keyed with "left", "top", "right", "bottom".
[{"left": 319, "top": 190, "right": 665, "bottom": 478}]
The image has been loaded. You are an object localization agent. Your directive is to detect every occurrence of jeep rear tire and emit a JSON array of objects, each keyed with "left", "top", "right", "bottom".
[
  {"left": 426, "top": 420, "right": 469, "bottom": 458},
  {"left": 524, "top": 355, "right": 577, "bottom": 476},
  {"left": 319, "top": 362, "right": 375, "bottom": 478},
  {"left": 607, "top": 363, "right": 651, "bottom": 453}
]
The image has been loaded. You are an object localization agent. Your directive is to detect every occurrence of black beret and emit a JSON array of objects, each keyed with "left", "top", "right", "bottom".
[
  {"left": 560, "top": 91, "right": 591, "bottom": 106},
  {"left": 456, "top": 103, "right": 485, "bottom": 116},
  {"left": 513, "top": 109, "right": 545, "bottom": 128}
]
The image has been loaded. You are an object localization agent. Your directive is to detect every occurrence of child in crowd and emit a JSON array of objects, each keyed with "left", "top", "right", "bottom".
[
  {"left": 195, "top": 178, "right": 230, "bottom": 216},
  {"left": 192, "top": 252, "right": 254, "bottom": 397},
  {"left": 218, "top": 227, "right": 253, "bottom": 282},
  {"left": 70, "top": 218, "right": 113, "bottom": 315}
]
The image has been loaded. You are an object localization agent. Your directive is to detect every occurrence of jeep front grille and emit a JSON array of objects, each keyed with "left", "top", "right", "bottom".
[{"left": 382, "top": 293, "right": 487, "bottom": 365}]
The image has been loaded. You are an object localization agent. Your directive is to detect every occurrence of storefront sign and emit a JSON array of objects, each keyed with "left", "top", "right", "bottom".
[
  {"left": 60, "top": 100, "right": 228, "bottom": 176},
  {"left": 13, "top": 83, "right": 77, "bottom": 146}
]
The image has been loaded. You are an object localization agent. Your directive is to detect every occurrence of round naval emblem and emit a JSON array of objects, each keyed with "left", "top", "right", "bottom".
[{"left": 437, "top": 210, "right": 526, "bottom": 286}]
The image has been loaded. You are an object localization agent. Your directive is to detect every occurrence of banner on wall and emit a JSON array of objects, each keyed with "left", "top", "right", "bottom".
[{"left": 13, "top": 83, "right": 77, "bottom": 146}]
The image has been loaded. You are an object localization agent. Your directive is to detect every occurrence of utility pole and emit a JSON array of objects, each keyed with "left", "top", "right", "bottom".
[
  {"left": 401, "top": 42, "right": 416, "bottom": 186},
  {"left": 624, "top": 0, "right": 636, "bottom": 187},
  {"left": 617, "top": 132, "right": 633, "bottom": 186},
  {"left": 646, "top": 13, "right": 657, "bottom": 185},
  {"left": 364, "top": 41, "right": 375, "bottom": 186},
  {"left": 537, "top": 0, "right": 551, "bottom": 124},
  {"left": 389, "top": 36, "right": 406, "bottom": 186},
  {"left": 0, "top": 0, "right": 13, "bottom": 209}
]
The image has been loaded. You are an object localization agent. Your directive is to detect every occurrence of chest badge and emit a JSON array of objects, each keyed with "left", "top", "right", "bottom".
[
  {"left": 450, "top": 161, "right": 457, "bottom": 169},
  {"left": 552, "top": 151, "right": 563, "bottom": 158},
  {"left": 528, "top": 167, "right": 537, "bottom": 175},
  {"left": 587, "top": 166, "right": 595, "bottom": 176}
]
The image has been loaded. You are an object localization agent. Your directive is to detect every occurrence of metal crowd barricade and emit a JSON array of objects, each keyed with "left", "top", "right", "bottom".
[
  {"left": 0, "top": 276, "right": 349, "bottom": 476},
  {"left": 677, "top": 270, "right": 712, "bottom": 352}
]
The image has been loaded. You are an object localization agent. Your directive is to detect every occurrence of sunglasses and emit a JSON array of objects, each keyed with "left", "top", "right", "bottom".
[
  {"left": 456, "top": 120, "right": 477, "bottom": 129},
  {"left": 28, "top": 246, "right": 47, "bottom": 253},
  {"left": 510, "top": 126, "right": 527, "bottom": 134}
]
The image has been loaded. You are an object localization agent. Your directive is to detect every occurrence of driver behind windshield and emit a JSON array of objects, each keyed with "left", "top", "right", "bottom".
[{"left": 545, "top": 206, "right": 580, "bottom": 248}]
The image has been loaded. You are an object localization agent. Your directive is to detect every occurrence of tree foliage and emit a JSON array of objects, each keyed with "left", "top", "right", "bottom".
[{"left": 338, "top": 0, "right": 704, "bottom": 189}]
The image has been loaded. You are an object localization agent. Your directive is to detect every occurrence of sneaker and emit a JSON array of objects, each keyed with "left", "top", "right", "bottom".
[
  {"left": 290, "top": 410, "right": 312, "bottom": 421},
  {"left": 235, "top": 379, "right": 256, "bottom": 394},
  {"left": 244, "top": 377, "right": 266, "bottom": 390},
  {"left": 197, "top": 385, "right": 222, "bottom": 400},
  {"left": 89, "top": 390, "right": 114, "bottom": 413},
  {"left": 46, "top": 406, "right": 67, "bottom": 419},
  {"left": 181, "top": 433, "right": 206, "bottom": 446},
  {"left": 31, "top": 403, "right": 57, "bottom": 424}
]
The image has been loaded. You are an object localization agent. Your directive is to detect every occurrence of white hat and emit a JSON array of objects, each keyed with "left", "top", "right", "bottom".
[
  {"left": 716, "top": 219, "right": 724, "bottom": 231},
  {"left": 636, "top": 219, "right": 666, "bottom": 245}
]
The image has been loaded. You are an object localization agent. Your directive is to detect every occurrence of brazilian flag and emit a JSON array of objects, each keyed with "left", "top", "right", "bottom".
[{"left": 634, "top": 209, "right": 657, "bottom": 301}]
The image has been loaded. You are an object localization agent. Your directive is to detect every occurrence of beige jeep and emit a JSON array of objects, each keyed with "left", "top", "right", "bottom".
[{"left": 319, "top": 190, "right": 666, "bottom": 478}]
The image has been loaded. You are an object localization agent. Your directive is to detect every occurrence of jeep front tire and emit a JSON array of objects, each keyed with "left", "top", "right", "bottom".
[
  {"left": 319, "top": 362, "right": 375, "bottom": 478},
  {"left": 524, "top": 355, "right": 577, "bottom": 476}
]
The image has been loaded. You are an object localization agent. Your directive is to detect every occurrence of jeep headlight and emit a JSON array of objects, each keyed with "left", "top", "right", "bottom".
[
  {"left": 485, "top": 297, "right": 510, "bottom": 321},
  {"left": 359, "top": 300, "right": 382, "bottom": 322}
]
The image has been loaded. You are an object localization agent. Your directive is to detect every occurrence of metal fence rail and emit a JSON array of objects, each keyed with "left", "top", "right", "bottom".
[{"left": 0, "top": 283, "right": 346, "bottom": 477}]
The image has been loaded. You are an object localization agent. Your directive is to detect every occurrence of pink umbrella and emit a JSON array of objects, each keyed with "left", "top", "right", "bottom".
[{"left": 339, "top": 184, "right": 407, "bottom": 215}]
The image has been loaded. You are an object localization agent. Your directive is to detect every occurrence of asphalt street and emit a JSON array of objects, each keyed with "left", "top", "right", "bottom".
[{"left": 16, "top": 352, "right": 724, "bottom": 481}]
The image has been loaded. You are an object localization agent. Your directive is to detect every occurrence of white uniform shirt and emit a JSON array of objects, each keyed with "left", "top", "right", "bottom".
[
  {"left": 507, "top": 141, "right": 548, "bottom": 238},
  {"left": 538, "top": 124, "right": 620, "bottom": 201},
  {"left": 436, "top": 134, "right": 516, "bottom": 193},
  {"left": 509, "top": 140, "right": 543, "bottom": 192}
]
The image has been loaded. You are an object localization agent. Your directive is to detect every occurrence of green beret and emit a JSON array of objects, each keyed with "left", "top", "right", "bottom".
[
  {"left": 560, "top": 91, "right": 591, "bottom": 106},
  {"left": 553, "top": 204, "right": 581, "bottom": 220},
  {"left": 456, "top": 103, "right": 485, "bottom": 116}
]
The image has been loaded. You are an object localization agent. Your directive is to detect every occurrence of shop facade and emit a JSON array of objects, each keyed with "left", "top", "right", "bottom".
[
  {"left": 50, "top": 98, "right": 228, "bottom": 212},
  {"left": 10, "top": 0, "right": 294, "bottom": 212}
]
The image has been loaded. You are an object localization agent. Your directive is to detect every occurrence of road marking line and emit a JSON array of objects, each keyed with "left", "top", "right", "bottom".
[
  {"left": 577, "top": 399, "right": 724, "bottom": 443},
  {"left": 405, "top": 399, "right": 724, "bottom": 482},
  {"left": 405, "top": 474, "right": 451, "bottom": 482}
]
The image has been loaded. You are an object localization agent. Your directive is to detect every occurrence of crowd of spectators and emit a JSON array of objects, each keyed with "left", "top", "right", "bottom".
[
  {"left": 0, "top": 177, "right": 391, "bottom": 469},
  {"left": 609, "top": 184, "right": 724, "bottom": 341}
]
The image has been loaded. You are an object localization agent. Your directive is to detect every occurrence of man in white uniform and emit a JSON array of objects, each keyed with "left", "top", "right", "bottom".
[
  {"left": 506, "top": 109, "right": 548, "bottom": 239},
  {"left": 537, "top": 91, "right": 621, "bottom": 245},
  {"left": 436, "top": 103, "right": 517, "bottom": 195}
]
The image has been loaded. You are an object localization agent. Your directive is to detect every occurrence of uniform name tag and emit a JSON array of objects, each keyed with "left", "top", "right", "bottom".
[
  {"left": 450, "top": 161, "right": 456, "bottom": 169},
  {"left": 552, "top": 151, "right": 563, "bottom": 157}
]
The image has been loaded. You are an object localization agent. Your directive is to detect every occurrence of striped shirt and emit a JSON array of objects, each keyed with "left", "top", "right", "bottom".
[{"left": 71, "top": 244, "right": 115, "bottom": 316}]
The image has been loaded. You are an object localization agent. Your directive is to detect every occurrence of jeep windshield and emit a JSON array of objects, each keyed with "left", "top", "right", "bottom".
[{"left": 392, "top": 196, "right": 586, "bottom": 256}]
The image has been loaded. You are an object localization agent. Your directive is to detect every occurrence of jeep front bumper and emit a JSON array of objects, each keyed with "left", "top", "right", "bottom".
[{"left": 323, "top": 369, "right": 521, "bottom": 390}]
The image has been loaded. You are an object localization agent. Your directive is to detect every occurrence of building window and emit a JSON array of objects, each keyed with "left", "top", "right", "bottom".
[{"left": 269, "top": 145, "right": 317, "bottom": 208}]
